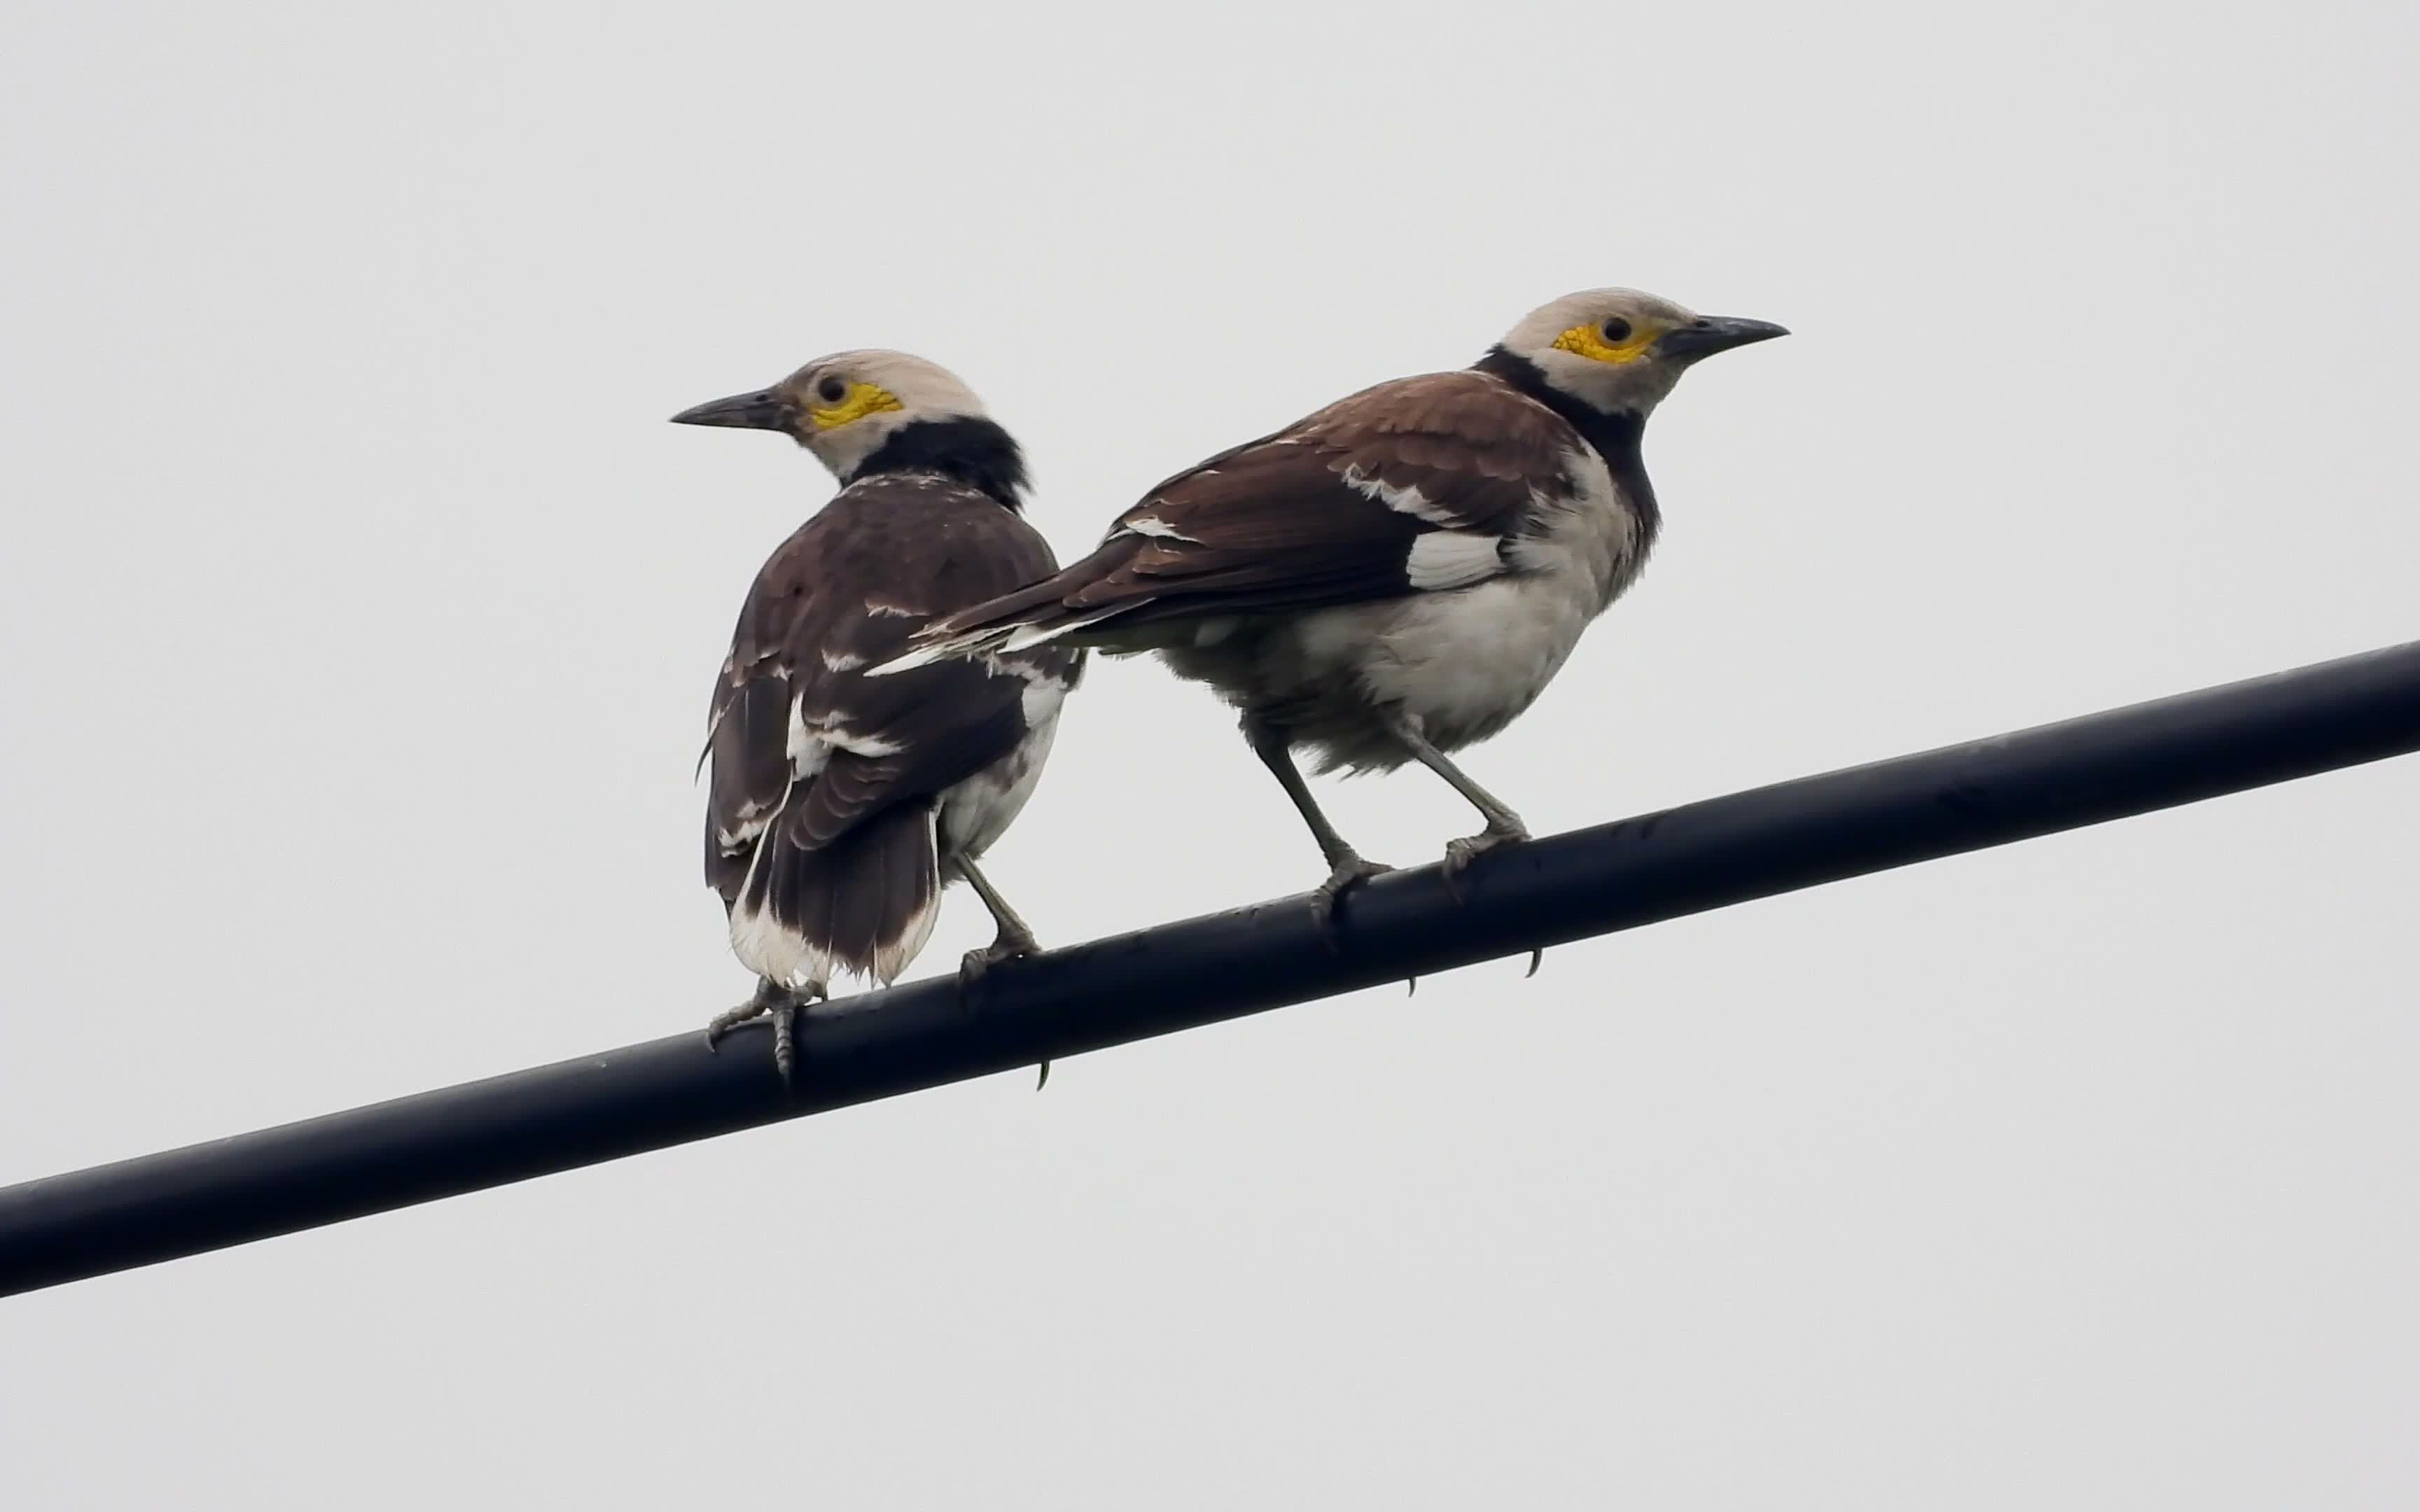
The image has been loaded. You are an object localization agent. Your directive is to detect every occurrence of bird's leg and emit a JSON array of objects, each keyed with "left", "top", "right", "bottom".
[
  {"left": 1243, "top": 712, "right": 1391, "bottom": 937},
  {"left": 768, "top": 1000, "right": 802, "bottom": 1088},
  {"left": 952, "top": 855, "right": 1054, "bottom": 1090},
  {"left": 1382, "top": 710, "right": 1531, "bottom": 889},
  {"left": 769, "top": 1001, "right": 797, "bottom": 1086},
  {"left": 954, "top": 855, "right": 1042, "bottom": 983},
  {"left": 768, "top": 980, "right": 828, "bottom": 1088},
  {"left": 706, "top": 976, "right": 825, "bottom": 1089}
]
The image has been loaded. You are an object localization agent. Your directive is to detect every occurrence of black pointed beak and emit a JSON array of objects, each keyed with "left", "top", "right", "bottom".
[
  {"left": 1657, "top": 316, "right": 1790, "bottom": 363},
  {"left": 669, "top": 388, "right": 791, "bottom": 430}
]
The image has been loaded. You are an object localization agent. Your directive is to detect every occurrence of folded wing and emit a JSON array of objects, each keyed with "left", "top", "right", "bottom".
[
  {"left": 707, "top": 481, "right": 1076, "bottom": 983},
  {"left": 882, "top": 372, "right": 1583, "bottom": 667}
]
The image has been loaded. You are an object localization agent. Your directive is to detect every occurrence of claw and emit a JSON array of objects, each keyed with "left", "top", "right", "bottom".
[
  {"left": 952, "top": 930, "right": 1049, "bottom": 1090},
  {"left": 1439, "top": 821, "right": 1531, "bottom": 900},
  {"left": 703, "top": 986, "right": 775, "bottom": 1053},
  {"left": 959, "top": 930, "right": 1038, "bottom": 994},
  {"left": 1524, "top": 948, "right": 1544, "bottom": 979},
  {"left": 1307, "top": 852, "right": 1393, "bottom": 948},
  {"left": 707, "top": 981, "right": 823, "bottom": 1087}
]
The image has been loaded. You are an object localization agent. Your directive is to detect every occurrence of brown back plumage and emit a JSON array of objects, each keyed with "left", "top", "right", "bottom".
[
  {"left": 915, "top": 370, "right": 1583, "bottom": 650},
  {"left": 709, "top": 473, "right": 1076, "bottom": 982}
]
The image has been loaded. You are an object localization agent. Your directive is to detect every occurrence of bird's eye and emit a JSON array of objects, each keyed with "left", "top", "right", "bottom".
[
  {"left": 1601, "top": 318, "right": 1634, "bottom": 344},
  {"left": 816, "top": 377, "right": 849, "bottom": 405}
]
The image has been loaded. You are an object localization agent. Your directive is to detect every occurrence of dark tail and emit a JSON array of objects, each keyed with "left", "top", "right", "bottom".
[{"left": 728, "top": 800, "right": 943, "bottom": 989}]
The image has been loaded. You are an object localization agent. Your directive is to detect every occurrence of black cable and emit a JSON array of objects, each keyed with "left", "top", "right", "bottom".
[{"left": 4, "top": 639, "right": 2417, "bottom": 1297}]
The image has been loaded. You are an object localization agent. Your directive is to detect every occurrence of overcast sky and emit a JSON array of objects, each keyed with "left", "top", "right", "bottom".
[{"left": 4, "top": 2, "right": 2417, "bottom": 1506}]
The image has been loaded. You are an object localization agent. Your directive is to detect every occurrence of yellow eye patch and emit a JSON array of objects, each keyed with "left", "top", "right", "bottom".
[
  {"left": 807, "top": 381, "right": 905, "bottom": 430},
  {"left": 1552, "top": 321, "right": 1659, "bottom": 365}
]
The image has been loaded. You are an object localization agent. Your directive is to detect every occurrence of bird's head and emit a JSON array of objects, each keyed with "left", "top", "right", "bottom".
[
  {"left": 1494, "top": 288, "right": 1787, "bottom": 416},
  {"left": 671, "top": 349, "right": 994, "bottom": 483}
]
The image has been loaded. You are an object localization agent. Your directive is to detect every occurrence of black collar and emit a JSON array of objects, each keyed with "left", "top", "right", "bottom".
[
  {"left": 1473, "top": 346, "right": 1659, "bottom": 536},
  {"left": 850, "top": 416, "right": 1029, "bottom": 510}
]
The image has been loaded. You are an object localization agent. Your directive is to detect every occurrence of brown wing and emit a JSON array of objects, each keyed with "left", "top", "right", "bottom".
[
  {"left": 919, "top": 370, "right": 1584, "bottom": 648},
  {"left": 705, "top": 475, "right": 1077, "bottom": 902}
]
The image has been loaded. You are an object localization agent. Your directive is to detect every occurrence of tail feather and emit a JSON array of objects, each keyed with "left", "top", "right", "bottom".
[
  {"left": 1001, "top": 606, "right": 1130, "bottom": 651},
  {"left": 730, "top": 800, "right": 942, "bottom": 989},
  {"left": 879, "top": 604, "right": 1131, "bottom": 674},
  {"left": 869, "top": 540, "right": 1149, "bottom": 676}
]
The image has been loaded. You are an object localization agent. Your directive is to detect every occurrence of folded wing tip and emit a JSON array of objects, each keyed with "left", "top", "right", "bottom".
[{"left": 865, "top": 648, "right": 933, "bottom": 677}]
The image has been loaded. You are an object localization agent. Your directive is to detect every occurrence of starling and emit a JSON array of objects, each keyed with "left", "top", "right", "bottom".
[
  {"left": 880, "top": 291, "right": 1781, "bottom": 926},
  {"left": 674, "top": 351, "right": 1079, "bottom": 1078}
]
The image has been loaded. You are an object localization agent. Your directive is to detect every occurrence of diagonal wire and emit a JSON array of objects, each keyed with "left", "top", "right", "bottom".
[{"left": 4, "top": 640, "right": 2418, "bottom": 1297}]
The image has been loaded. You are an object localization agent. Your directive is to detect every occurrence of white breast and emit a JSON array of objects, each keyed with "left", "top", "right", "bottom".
[
  {"left": 1507, "top": 444, "right": 1647, "bottom": 614},
  {"left": 1334, "top": 444, "right": 1648, "bottom": 752},
  {"left": 1345, "top": 575, "right": 1594, "bottom": 750}
]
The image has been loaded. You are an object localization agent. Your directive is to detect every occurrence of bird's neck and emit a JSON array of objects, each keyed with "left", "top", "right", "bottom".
[
  {"left": 846, "top": 416, "right": 1030, "bottom": 510},
  {"left": 1473, "top": 346, "right": 1660, "bottom": 539}
]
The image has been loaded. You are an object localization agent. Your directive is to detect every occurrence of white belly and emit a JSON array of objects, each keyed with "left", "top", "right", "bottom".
[
  {"left": 1143, "top": 454, "right": 1648, "bottom": 771},
  {"left": 1341, "top": 571, "right": 1596, "bottom": 750}
]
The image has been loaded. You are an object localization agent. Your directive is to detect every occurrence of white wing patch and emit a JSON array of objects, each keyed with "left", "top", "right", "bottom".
[
  {"left": 826, "top": 728, "right": 904, "bottom": 759},
  {"left": 787, "top": 699, "right": 900, "bottom": 763},
  {"left": 1118, "top": 514, "right": 1195, "bottom": 542},
  {"left": 718, "top": 797, "right": 776, "bottom": 851},
  {"left": 1342, "top": 463, "right": 1461, "bottom": 526},
  {"left": 785, "top": 699, "right": 833, "bottom": 780},
  {"left": 1404, "top": 531, "right": 1504, "bottom": 591}
]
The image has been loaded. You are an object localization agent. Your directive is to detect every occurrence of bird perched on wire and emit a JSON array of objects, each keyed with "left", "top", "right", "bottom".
[
  {"left": 672, "top": 351, "right": 1079, "bottom": 1081},
  {"left": 877, "top": 290, "right": 1783, "bottom": 926}
]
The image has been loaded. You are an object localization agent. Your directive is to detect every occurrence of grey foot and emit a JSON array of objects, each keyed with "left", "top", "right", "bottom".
[
  {"left": 705, "top": 981, "right": 824, "bottom": 1089},
  {"left": 702, "top": 996, "right": 767, "bottom": 1051},
  {"left": 1440, "top": 820, "right": 1530, "bottom": 898},
  {"left": 953, "top": 930, "right": 1052, "bottom": 1091},
  {"left": 959, "top": 927, "right": 1041, "bottom": 992},
  {"left": 1308, "top": 852, "right": 1393, "bottom": 944},
  {"left": 770, "top": 1002, "right": 817, "bottom": 1088}
]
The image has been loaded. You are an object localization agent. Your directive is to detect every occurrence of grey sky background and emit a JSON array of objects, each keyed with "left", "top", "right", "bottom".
[{"left": 4, "top": 1, "right": 2416, "bottom": 1506}]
